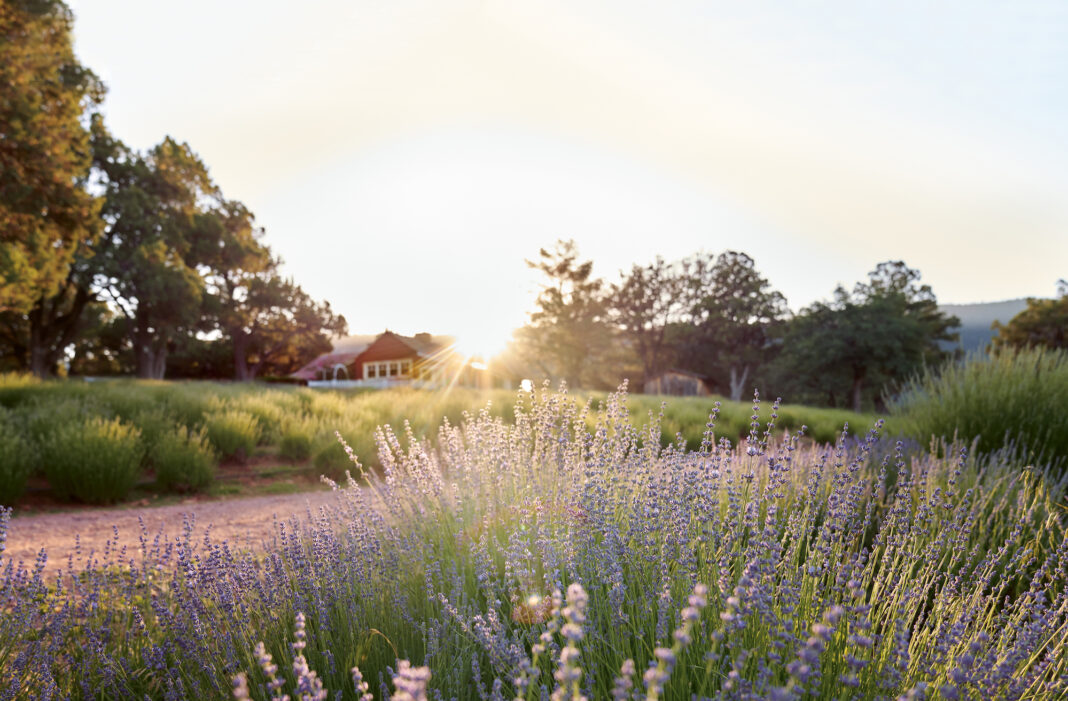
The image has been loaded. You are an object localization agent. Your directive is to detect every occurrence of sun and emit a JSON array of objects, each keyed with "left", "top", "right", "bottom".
[{"left": 452, "top": 327, "right": 507, "bottom": 361}]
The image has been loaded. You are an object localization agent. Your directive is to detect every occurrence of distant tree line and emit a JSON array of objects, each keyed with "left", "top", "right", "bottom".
[
  {"left": 0, "top": 0, "right": 345, "bottom": 380},
  {"left": 508, "top": 240, "right": 967, "bottom": 412}
]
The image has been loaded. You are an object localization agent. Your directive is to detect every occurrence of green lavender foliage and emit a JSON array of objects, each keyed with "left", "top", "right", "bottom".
[
  {"left": 0, "top": 375, "right": 880, "bottom": 503},
  {"left": 39, "top": 416, "right": 144, "bottom": 503},
  {"left": 203, "top": 409, "right": 260, "bottom": 461},
  {"left": 151, "top": 425, "right": 217, "bottom": 492},
  {"left": 0, "top": 412, "right": 33, "bottom": 505}
]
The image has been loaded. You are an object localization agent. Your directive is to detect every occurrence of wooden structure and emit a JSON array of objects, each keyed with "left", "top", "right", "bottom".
[{"left": 292, "top": 331, "right": 517, "bottom": 389}]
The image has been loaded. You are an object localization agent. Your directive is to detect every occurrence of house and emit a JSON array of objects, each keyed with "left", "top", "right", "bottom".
[
  {"left": 292, "top": 330, "right": 516, "bottom": 389},
  {"left": 643, "top": 369, "right": 714, "bottom": 397},
  {"left": 289, "top": 334, "right": 376, "bottom": 382},
  {"left": 290, "top": 352, "right": 363, "bottom": 382},
  {"left": 349, "top": 331, "right": 456, "bottom": 386}
]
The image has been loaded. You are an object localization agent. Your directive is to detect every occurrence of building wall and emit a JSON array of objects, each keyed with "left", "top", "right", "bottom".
[{"left": 349, "top": 334, "right": 423, "bottom": 379}]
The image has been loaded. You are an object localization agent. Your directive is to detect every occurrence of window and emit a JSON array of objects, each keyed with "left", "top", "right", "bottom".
[
  {"left": 366, "top": 364, "right": 376, "bottom": 378},
  {"left": 389, "top": 362, "right": 399, "bottom": 376},
  {"left": 400, "top": 360, "right": 411, "bottom": 376},
  {"left": 379, "top": 363, "right": 388, "bottom": 377}
]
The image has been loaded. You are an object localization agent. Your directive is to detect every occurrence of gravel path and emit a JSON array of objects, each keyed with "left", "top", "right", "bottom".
[{"left": 3, "top": 490, "right": 341, "bottom": 571}]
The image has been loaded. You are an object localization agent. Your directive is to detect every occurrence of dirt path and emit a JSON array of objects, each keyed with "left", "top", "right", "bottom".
[{"left": 3, "top": 489, "right": 341, "bottom": 571}]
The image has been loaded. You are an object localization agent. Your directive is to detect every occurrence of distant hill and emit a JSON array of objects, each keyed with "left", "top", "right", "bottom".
[{"left": 938, "top": 298, "right": 1030, "bottom": 354}]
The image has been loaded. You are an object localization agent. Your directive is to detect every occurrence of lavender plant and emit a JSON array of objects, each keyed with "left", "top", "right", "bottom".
[
  {"left": 0, "top": 384, "right": 1065, "bottom": 699},
  {"left": 38, "top": 415, "right": 144, "bottom": 503}
]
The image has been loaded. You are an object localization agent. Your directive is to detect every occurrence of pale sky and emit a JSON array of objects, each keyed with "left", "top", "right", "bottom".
[{"left": 69, "top": 0, "right": 1067, "bottom": 356}]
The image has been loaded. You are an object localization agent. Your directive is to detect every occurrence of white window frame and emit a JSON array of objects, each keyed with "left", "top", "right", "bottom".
[{"left": 363, "top": 359, "right": 414, "bottom": 380}]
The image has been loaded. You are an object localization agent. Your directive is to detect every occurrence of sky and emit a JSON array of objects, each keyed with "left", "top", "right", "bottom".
[{"left": 68, "top": 0, "right": 1067, "bottom": 356}]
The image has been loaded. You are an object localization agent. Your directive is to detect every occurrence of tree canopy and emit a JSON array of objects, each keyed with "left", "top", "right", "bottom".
[
  {"left": 773, "top": 261, "right": 959, "bottom": 412},
  {"left": 672, "top": 251, "right": 787, "bottom": 401},
  {"left": 0, "top": 0, "right": 102, "bottom": 315},
  {"left": 990, "top": 280, "right": 1068, "bottom": 351},
  {"left": 518, "top": 239, "right": 611, "bottom": 389}
]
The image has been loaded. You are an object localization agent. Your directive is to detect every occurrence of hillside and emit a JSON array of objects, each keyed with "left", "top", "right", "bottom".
[{"left": 939, "top": 298, "right": 1030, "bottom": 353}]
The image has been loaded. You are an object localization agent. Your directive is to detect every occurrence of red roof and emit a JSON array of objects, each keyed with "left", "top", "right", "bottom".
[{"left": 290, "top": 352, "right": 362, "bottom": 380}]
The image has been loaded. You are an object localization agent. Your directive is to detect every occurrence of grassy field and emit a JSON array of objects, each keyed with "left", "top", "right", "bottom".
[
  {"left": 0, "top": 383, "right": 1064, "bottom": 699},
  {"left": 0, "top": 375, "right": 883, "bottom": 506}
]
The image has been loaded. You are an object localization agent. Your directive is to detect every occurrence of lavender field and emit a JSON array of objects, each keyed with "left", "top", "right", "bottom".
[{"left": 1, "top": 386, "right": 1066, "bottom": 699}]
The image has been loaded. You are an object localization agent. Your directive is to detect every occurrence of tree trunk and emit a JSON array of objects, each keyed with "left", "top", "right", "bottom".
[
  {"left": 135, "top": 315, "right": 153, "bottom": 378},
  {"left": 27, "top": 305, "right": 50, "bottom": 377},
  {"left": 135, "top": 314, "right": 168, "bottom": 379},
  {"left": 27, "top": 283, "right": 93, "bottom": 378},
  {"left": 233, "top": 333, "right": 251, "bottom": 381},
  {"left": 728, "top": 365, "right": 751, "bottom": 402},
  {"left": 152, "top": 344, "right": 167, "bottom": 379},
  {"left": 851, "top": 370, "right": 865, "bottom": 413},
  {"left": 28, "top": 343, "right": 50, "bottom": 377}
]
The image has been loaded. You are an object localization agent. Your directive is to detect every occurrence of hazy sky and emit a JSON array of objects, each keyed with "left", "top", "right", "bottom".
[{"left": 68, "top": 0, "right": 1067, "bottom": 355}]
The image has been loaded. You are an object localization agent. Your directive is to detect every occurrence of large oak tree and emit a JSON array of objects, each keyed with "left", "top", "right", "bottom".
[
  {"left": 0, "top": 0, "right": 102, "bottom": 315},
  {"left": 775, "top": 261, "right": 959, "bottom": 412}
]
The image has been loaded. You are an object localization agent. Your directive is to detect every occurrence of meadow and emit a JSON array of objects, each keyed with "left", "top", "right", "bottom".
[{"left": 0, "top": 376, "right": 875, "bottom": 507}]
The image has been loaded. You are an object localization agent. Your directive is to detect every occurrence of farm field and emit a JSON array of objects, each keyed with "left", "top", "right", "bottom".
[
  {"left": 0, "top": 375, "right": 880, "bottom": 508},
  {"left": 0, "top": 375, "right": 1066, "bottom": 699}
]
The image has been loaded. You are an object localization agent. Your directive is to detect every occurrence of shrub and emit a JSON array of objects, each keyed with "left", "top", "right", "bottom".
[
  {"left": 312, "top": 437, "right": 354, "bottom": 481},
  {"left": 203, "top": 409, "right": 260, "bottom": 462},
  {"left": 152, "top": 425, "right": 217, "bottom": 492},
  {"left": 312, "top": 424, "right": 377, "bottom": 481},
  {"left": 0, "top": 417, "right": 34, "bottom": 505},
  {"left": 39, "top": 417, "right": 144, "bottom": 503},
  {"left": 892, "top": 347, "right": 1068, "bottom": 467},
  {"left": 234, "top": 393, "right": 288, "bottom": 445},
  {"left": 20, "top": 397, "right": 106, "bottom": 448},
  {"left": 132, "top": 408, "right": 177, "bottom": 455},
  {"left": 279, "top": 425, "right": 313, "bottom": 461},
  {"left": 0, "top": 372, "right": 41, "bottom": 408}
]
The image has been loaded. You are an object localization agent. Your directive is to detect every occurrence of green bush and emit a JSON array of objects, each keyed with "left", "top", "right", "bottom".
[
  {"left": 40, "top": 417, "right": 144, "bottom": 503},
  {"left": 20, "top": 398, "right": 106, "bottom": 448},
  {"left": 279, "top": 426, "right": 313, "bottom": 461},
  {"left": 203, "top": 409, "right": 260, "bottom": 461},
  {"left": 892, "top": 347, "right": 1068, "bottom": 468},
  {"left": 0, "top": 373, "right": 41, "bottom": 408},
  {"left": 234, "top": 393, "right": 288, "bottom": 445},
  {"left": 152, "top": 425, "right": 217, "bottom": 492},
  {"left": 312, "top": 430, "right": 373, "bottom": 481},
  {"left": 132, "top": 408, "right": 177, "bottom": 455},
  {"left": 0, "top": 417, "right": 34, "bottom": 505}
]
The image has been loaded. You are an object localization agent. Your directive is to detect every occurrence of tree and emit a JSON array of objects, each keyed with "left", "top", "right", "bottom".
[
  {"left": 92, "top": 131, "right": 219, "bottom": 378},
  {"left": 519, "top": 240, "right": 610, "bottom": 388},
  {"left": 0, "top": 0, "right": 103, "bottom": 314},
  {"left": 194, "top": 201, "right": 347, "bottom": 380},
  {"left": 990, "top": 280, "right": 1068, "bottom": 351},
  {"left": 774, "top": 261, "right": 959, "bottom": 412},
  {"left": 608, "top": 257, "right": 689, "bottom": 385},
  {"left": 225, "top": 273, "right": 347, "bottom": 380},
  {"left": 672, "top": 251, "right": 788, "bottom": 401}
]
